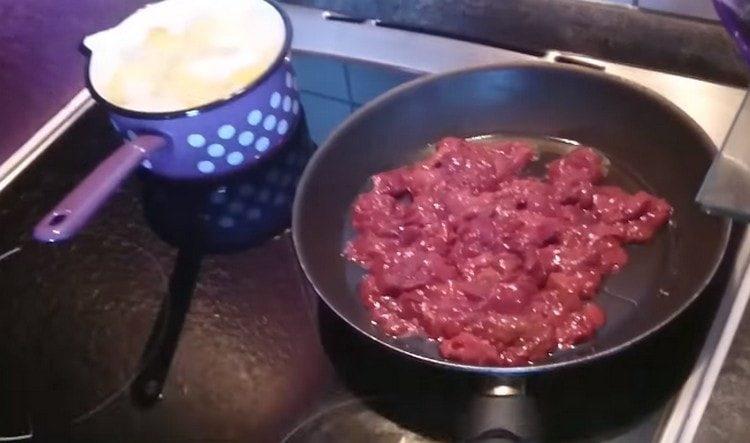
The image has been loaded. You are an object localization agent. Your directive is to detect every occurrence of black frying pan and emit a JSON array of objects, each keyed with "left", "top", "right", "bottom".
[{"left": 292, "top": 63, "right": 730, "bottom": 437}]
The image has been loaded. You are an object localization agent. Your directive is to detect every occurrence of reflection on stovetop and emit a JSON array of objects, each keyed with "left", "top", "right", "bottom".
[
  {"left": 281, "top": 234, "right": 738, "bottom": 443},
  {"left": 128, "top": 116, "right": 315, "bottom": 409},
  {"left": 0, "top": 107, "right": 329, "bottom": 441},
  {"left": 284, "top": 396, "right": 440, "bottom": 442},
  {"left": 0, "top": 102, "right": 742, "bottom": 442}
]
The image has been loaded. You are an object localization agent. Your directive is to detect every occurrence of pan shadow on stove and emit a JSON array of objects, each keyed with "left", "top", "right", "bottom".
[
  {"left": 315, "top": 226, "right": 743, "bottom": 442},
  {"left": 130, "top": 118, "right": 315, "bottom": 408}
]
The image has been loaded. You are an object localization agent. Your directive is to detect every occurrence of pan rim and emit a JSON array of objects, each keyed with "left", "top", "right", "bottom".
[{"left": 292, "top": 60, "right": 732, "bottom": 375}]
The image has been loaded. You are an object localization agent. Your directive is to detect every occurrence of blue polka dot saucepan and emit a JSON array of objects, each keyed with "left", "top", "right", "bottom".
[
  {"left": 34, "top": 0, "right": 301, "bottom": 243},
  {"left": 142, "top": 119, "right": 314, "bottom": 253}
]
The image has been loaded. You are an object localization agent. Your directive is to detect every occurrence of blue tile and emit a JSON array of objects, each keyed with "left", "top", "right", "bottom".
[
  {"left": 292, "top": 53, "right": 350, "bottom": 101},
  {"left": 299, "top": 93, "right": 353, "bottom": 144},
  {"left": 346, "top": 62, "right": 420, "bottom": 104}
]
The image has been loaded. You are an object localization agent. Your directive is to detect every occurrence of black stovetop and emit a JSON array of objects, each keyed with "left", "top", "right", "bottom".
[{"left": 0, "top": 53, "right": 742, "bottom": 442}]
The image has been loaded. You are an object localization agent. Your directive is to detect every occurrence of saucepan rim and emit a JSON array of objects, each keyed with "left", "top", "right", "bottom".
[{"left": 83, "top": 0, "right": 293, "bottom": 121}]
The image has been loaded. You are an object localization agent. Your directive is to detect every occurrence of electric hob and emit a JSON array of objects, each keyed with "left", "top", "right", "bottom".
[{"left": 1, "top": 5, "right": 750, "bottom": 442}]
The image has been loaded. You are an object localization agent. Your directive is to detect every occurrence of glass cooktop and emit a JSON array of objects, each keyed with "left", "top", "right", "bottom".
[{"left": 0, "top": 49, "right": 742, "bottom": 443}]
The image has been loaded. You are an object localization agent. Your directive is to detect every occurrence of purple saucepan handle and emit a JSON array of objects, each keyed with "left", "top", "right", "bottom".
[
  {"left": 34, "top": 134, "right": 167, "bottom": 242},
  {"left": 713, "top": 0, "right": 750, "bottom": 65}
]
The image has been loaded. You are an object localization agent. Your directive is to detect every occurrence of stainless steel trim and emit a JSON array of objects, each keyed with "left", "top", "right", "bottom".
[
  {"left": 639, "top": 0, "right": 719, "bottom": 21},
  {"left": 542, "top": 51, "right": 744, "bottom": 149},
  {"left": 291, "top": 4, "right": 744, "bottom": 148},
  {"left": 696, "top": 92, "right": 750, "bottom": 219},
  {"left": 0, "top": 434, "right": 33, "bottom": 442},
  {"left": 291, "top": 5, "right": 536, "bottom": 71},
  {"left": 0, "top": 89, "right": 94, "bottom": 194},
  {"left": 0, "top": 5, "right": 746, "bottom": 441},
  {"left": 659, "top": 230, "right": 750, "bottom": 442}
]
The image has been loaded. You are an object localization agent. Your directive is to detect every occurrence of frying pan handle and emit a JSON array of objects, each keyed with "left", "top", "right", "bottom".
[
  {"left": 131, "top": 246, "right": 202, "bottom": 407},
  {"left": 33, "top": 135, "right": 167, "bottom": 242},
  {"left": 462, "top": 379, "right": 542, "bottom": 442}
]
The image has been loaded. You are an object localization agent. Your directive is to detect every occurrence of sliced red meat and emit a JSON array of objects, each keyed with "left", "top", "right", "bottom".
[
  {"left": 345, "top": 138, "right": 671, "bottom": 367},
  {"left": 547, "top": 147, "right": 605, "bottom": 184},
  {"left": 440, "top": 332, "right": 501, "bottom": 366}
]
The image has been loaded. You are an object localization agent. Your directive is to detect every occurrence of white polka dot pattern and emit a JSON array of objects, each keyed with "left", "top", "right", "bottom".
[
  {"left": 197, "top": 161, "right": 215, "bottom": 174},
  {"left": 247, "top": 110, "right": 263, "bottom": 125},
  {"left": 188, "top": 134, "right": 206, "bottom": 147},
  {"left": 218, "top": 124, "right": 236, "bottom": 139},
  {"left": 163, "top": 65, "right": 300, "bottom": 178},
  {"left": 226, "top": 151, "right": 244, "bottom": 165},
  {"left": 207, "top": 143, "right": 225, "bottom": 158},
  {"left": 270, "top": 92, "right": 281, "bottom": 109},
  {"left": 256, "top": 137, "right": 270, "bottom": 152},
  {"left": 277, "top": 120, "right": 288, "bottom": 135},
  {"left": 263, "top": 115, "right": 277, "bottom": 131},
  {"left": 238, "top": 131, "right": 254, "bottom": 146},
  {"left": 201, "top": 142, "right": 307, "bottom": 233}
]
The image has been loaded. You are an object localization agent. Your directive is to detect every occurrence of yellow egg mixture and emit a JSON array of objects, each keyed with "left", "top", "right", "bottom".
[{"left": 88, "top": 0, "right": 286, "bottom": 112}]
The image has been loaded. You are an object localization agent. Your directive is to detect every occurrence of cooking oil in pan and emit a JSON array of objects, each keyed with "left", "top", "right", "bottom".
[
  {"left": 345, "top": 132, "right": 676, "bottom": 362},
  {"left": 466, "top": 132, "right": 677, "bottom": 334},
  {"left": 466, "top": 133, "right": 614, "bottom": 181}
]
